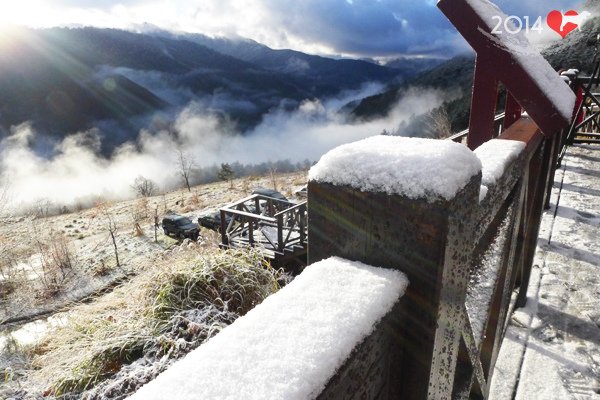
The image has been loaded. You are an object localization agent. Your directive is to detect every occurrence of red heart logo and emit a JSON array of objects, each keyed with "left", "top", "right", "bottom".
[{"left": 547, "top": 10, "right": 580, "bottom": 39}]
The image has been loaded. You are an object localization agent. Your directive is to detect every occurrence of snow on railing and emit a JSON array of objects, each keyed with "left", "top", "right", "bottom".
[
  {"left": 474, "top": 139, "right": 526, "bottom": 200},
  {"left": 308, "top": 136, "right": 481, "bottom": 202},
  {"left": 438, "top": 0, "right": 575, "bottom": 150},
  {"left": 128, "top": 257, "right": 408, "bottom": 400},
  {"left": 308, "top": 119, "right": 554, "bottom": 398}
]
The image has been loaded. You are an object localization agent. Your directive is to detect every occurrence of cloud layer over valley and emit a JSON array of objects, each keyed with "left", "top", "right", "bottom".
[{"left": 0, "top": 85, "right": 450, "bottom": 213}]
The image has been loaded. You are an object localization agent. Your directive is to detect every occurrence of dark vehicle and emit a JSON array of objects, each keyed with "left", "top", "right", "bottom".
[
  {"left": 294, "top": 185, "right": 307, "bottom": 198},
  {"left": 252, "top": 188, "right": 288, "bottom": 202},
  {"left": 198, "top": 212, "right": 224, "bottom": 232},
  {"left": 162, "top": 214, "right": 199, "bottom": 240}
]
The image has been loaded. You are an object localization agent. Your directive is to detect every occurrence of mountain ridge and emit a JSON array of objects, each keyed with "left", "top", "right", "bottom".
[{"left": 0, "top": 27, "right": 411, "bottom": 152}]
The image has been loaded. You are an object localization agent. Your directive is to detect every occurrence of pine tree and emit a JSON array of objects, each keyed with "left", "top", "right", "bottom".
[{"left": 218, "top": 163, "right": 234, "bottom": 188}]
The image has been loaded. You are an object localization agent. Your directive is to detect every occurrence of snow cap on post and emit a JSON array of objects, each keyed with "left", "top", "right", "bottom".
[
  {"left": 309, "top": 136, "right": 482, "bottom": 202},
  {"left": 437, "top": 0, "right": 576, "bottom": 135}
]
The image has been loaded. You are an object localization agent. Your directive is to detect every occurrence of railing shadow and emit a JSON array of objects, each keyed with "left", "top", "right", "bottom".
[
  {"left": 555, "top": 205, "right": 600, "bottom": 227},
  {"left": 503, "top": 329, "right": 591, "bottom": 374},
  {"left": 560, "top": 182, "right": 600, "bottom": 198},
  {"left": 544, "top": 241, "right": 600, "bottom": 269},
  {"left": 567, "top": 152, "right": 600, "bottom": 164},
  {"left": 535, "top": 302, "right": 600, "bottom": 346}
]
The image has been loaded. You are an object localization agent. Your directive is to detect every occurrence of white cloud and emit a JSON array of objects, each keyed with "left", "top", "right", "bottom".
[
  {"left": 0, "top": 0, "right": 585, "bottom": 57},
  {"left": 0, "top": 84, "right": 453, "bottom": 212}
]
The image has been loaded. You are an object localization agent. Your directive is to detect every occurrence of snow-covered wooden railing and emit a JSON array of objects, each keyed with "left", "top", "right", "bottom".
[
  {"left": 437, "top": 0, "right": 575, "bottom": 151},
  {"left": 306, "top": 0, "right": 577, "bottom": 399},
  {"left": 307, "top": 122, "right": 548, "bottom": 399},
  {"left": 127, "top": 258, "right": 408, "bottom": 400},
  {"left": 563, "top": 68, "right": 600, "bottom": 148}
]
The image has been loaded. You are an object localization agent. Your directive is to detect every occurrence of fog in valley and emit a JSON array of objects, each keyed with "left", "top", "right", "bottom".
[{"left": 0, "top": 84, "right": 452, "bottom": 213}]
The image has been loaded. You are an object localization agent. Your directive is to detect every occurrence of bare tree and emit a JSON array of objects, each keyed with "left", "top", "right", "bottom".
[
  {"left": 131, "top": 198, "right": 149, "bottom": 237},
  {"left": 425, "top": 108, "right": 453, "bottom": 139},
  {"left": 0, "top": 234, "right": 19, "bottom": 290},
  {"left": 154, "top": 207, "right": 159, "bottom": 243},
  {"left": 0, "top": 177, "right": 9, "bottom": 217},
  {"left": 269, "top": 165, "right": 278, "bottom": 191},
  {"left": 131, "top": 175, "right": 157, "bottom": 197},
  {"left": 32, "top": 198, "right": 54, "bottom": 218},
  {"left": 33, "top": 229, "right": 77, "bottom": 296},
  {"left": 0, "top": 179, "right": 23, "bottom": 298},
  {"left": 98, "top": 203, "right": 120, "bottom": 268},
  {"left": 176, "top": 149, "right": 195, "bottom": 192}
]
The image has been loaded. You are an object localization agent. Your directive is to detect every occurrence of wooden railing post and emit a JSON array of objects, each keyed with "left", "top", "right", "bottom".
[
  {"left": 515, "top": 137, "right": 552, "bottom": 308},
  {"left": 308, "top": 167, "right": 481, "bottom": 399},
  {"left": 504, "top": 93, "right": 522, "bottom": 131},
  {"left": 277, "top": 214, "right": 284, "bottom": 253},
  {"left": 220, "top": 209, "right": 229, "bottom": 246},
  {"left": 248, "top": 217, "right": 255, "bottom": 246},
  {"left": 468, "top": 57, "right": 498, "bottom": 150},
  {"left": 299, "top": 204, "right": 306, "bottom": 244}
]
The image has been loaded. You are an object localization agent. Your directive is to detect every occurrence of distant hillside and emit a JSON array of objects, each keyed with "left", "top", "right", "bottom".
[
  {"left": 350, "top": 6, "right": 600, "bottom": 137},
  {"left": 0, "top": 28, "right": 169, "bottom": 143},
  {"left": 0, "top": 27, "right": 405, "bottom": 152},
  {"left": 350, "top": 55, "right": 475, "bottom": 132},
  {"left": 170, "top": 33, "right": 403, "bottom": 95},
  {"left": 384, "top": 57, "right": 446, "bottom": 77}
]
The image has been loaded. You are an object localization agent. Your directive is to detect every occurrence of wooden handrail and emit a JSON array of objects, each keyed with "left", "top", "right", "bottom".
[
  {"left": 225, "top": 193, "right": 297, "bottom": 209},
  {"left": 448, "top": 112, "right": 506, "bottom": 143},
  {"left": 220, "top": 208, "right": 276, "bottom": 223},
  {"left": 274, "top": 201, "right": 307, "bottom": 217}
]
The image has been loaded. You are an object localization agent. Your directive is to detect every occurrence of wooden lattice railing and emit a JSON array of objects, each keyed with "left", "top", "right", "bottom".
[
  {"left": 219, "top": 194, "right": 307, "bottom": 258},
  {"left": 308, "top": 116, "right": 561, "bottom": 398}
]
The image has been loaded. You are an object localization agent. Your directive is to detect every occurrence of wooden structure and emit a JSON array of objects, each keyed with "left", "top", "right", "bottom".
[
  {"left": 437, "top": 1, "right": 573, "bottom": 150},
  {"left": 219, "top": 194, "right": 307, "bottom": 266},
  {"left": 307, "top": 0, "right": 576, "bottom": 399},
  {"left": 564, "top": 69, "right": 600, "bottom": 147}
]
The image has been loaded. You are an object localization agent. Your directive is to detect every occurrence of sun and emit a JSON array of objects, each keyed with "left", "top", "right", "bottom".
[
  {"left": 0, "top": 4, "right": 25, "bottom": 25},
  {"left": 0, "top": 2, "right": 51, "bottom": 31},
  {"left": 0, "top": 2, "right": 53, "bottom": 48}
]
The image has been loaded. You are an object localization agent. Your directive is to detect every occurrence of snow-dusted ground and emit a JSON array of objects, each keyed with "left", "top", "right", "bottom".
[
  {"left": 490, "top": 144, "right": 600, "bottom": 399},
  {"left": 0, "top": 172, "right": 306, "bottom": 336}
]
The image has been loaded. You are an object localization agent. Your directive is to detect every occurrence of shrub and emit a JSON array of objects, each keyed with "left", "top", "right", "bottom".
[
  {"left": 35, "top": 232, "right": 77, "bottom": 296},
  {"left": 33, "top": 248, "right": 282, "bottom": 397}
]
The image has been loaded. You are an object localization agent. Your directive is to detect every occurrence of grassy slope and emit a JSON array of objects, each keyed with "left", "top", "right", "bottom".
[
  {"left": 1, "top": 171, "right": 306, "bottom": 398},
  {"left": 0, "top": 170, "right": 307, "bottom": 323}
]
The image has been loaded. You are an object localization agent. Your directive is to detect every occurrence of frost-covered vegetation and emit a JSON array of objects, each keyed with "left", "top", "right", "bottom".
[
  {"left": 2, "top": 247, "right": 284, "bottom": 399},
  {"left": 0, "top": 171, "right": 305, "bottom": 400}
]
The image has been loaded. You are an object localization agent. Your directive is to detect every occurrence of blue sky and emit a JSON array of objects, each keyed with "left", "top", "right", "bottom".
[{"left": 0, "top": 0, "right": 586, "bottom": 58}]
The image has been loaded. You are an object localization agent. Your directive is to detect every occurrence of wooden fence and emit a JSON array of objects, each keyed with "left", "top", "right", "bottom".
[
  {"left": 219, "top": 194, "right": 307, "bottom": 264},
  {"left": 305, "top": 0, "right": 576, "bottom": 397}
]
